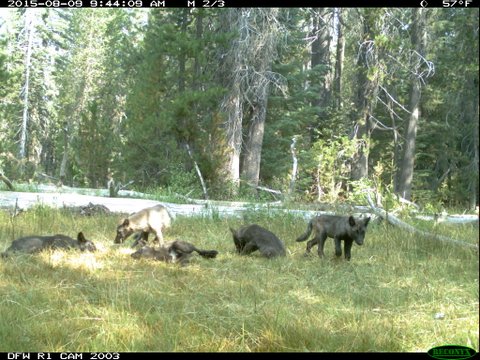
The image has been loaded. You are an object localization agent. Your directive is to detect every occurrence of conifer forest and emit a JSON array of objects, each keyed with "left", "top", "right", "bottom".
[{"left": 0, "top": 8, "right": 478, "bottom": 209}]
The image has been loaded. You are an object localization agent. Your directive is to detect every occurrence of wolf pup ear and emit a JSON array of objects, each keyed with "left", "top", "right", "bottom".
[
  {"left": 364, "top": 217, "right": 371, "bottom": 226},
  {"left": 77, "top": 232, "right": 86, "bottom": 243},
  {"left": 348, "top": 216, "right": 356, "bottom": 227},
  {"left": 122, "top": 219, "right": 130, "bottom": 226}
]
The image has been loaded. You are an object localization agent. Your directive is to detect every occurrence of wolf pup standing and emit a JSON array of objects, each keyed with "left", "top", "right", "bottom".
[
  {"left": 1, "top": 232, "right": 96, "bottom": 257},
  {"left": 114, "top": 204, "right": 172, "bottom": 247},
  {"left": 131, "top": 240, "right": 218, "bottom": 266},
  {"left": 296, "top": 215, "right": 370, "bottom": 261},
  {"left": 230, "top": 224, "right": 286, "bottom": 258}
]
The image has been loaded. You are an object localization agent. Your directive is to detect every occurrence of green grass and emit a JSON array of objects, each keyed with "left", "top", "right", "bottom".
[{"left": 0, "top": 208, "right": 478, "bottom": 352}]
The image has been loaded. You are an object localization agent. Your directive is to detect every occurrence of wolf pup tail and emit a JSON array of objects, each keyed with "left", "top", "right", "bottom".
[
  {"left": 196, "top": 249, "right": 219, "bottom": 259},
  {"left": 296, "top": 220, "right": 313, "bottom": 242}
]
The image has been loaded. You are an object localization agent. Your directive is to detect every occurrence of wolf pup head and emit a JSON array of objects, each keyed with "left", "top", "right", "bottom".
[
  {"left": 114, "top": 218, "right": 134, "bottom": 244},
  {"left": 77, "top": 232, "right": 97, "bottom": 252},
  {"left": 348, "top": 216, "right": 371, "bottom": 245}
]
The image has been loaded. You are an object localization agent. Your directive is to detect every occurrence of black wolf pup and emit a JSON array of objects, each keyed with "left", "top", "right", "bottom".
[
  {"left": 2, "top": 232, "right": 97, "bottom": 257},
  {"left": 230, "top": 224, "right": 286, "bottom": 258},
  {"left": 114, "top": 204, "right": 172, "bottom": 247},
  {"left": 296, "top": 215, "right": 370, "bottom": 261},
  {"left": 131, "top": 240, "right": 218, "bottom": 265}
]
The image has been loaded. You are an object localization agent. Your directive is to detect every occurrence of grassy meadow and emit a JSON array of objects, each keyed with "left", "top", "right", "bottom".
[{"left": 0, "top": 206, "right": 478, "bottom": 352}]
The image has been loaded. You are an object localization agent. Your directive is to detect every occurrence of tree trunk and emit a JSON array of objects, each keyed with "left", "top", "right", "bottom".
[
  {"left": 220, "top": 9, "right": 280, "bottom": 195},
  {"left": 240, "top": 9, "right": 280, "bottom": 193},
  {"left": 242, "top": 87, "right": 269, "bottom": 189},
  {"left": 310, "top": 8, "right": 332, "bottom": 112},
  {"left": 193, "top": 10, "right": 203, "bottom": 91},
  {"left": 219, "top": 9, "right": 246, "bottom": 193},
  {"left": 19, "top": 10, "right": 35, "bottom": 161},
  {"left": 178, "top": 10, "right": 187, "bottom": 94},
  {"left": 396, "top": 9, "right": 427, "bottom": 201},
  {"left": 333, "top": 8, "right": 345, "bottom": 110},
  {"left": 186, "top": 144, "right": 209, "bottom": 200},
  {"left": 397, "top": 82, "right": 421, "bottom": 200},
  {"left": 0, "top": 173, "right": 15, "bottom": 191},
  {"left": 350, "top": 9, "right": 379, "bottom": 181},
  {"left": 223, "top": 87, "right": 243, "bottom": 191},
  {"left": 289, "top": 137, "right": 298, "bottom": 196},
  {"left": 59, "top": 121, "right": 69, "bottom": 186}
]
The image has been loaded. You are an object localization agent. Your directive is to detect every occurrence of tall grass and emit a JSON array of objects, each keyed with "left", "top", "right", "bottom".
[{"left": 0, "top": 207, "right": 478, "bottom": 352}]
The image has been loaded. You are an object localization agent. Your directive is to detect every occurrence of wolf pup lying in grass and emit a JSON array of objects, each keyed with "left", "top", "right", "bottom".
[
  {"left": 296, "top": 215, "right": 370, "bottom": 261},
  {"left": 230, "top": 224, "right": 286, "bottom": 258},
  {"left": 1, "top": 232, "right": 97, "bottom": 257},
  {"left": 130, "top": 240, "right": 218, "bottom": 266},
  {"left": 114, "top": 204, "right": 172, "bottom": 247}
]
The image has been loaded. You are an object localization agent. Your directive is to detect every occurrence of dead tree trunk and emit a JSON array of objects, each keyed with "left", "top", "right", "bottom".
[
  {"left": 242, "top": 91, "right": 268, "bottom": 190},
  {"left": 333, "top": 8, "right": 345, "bottom": 110},
  {"left": 19, "top": 10, "right": 35, "bottom": 162},
  {"left": 0, "top": 173, "right": 14, "bottom": 191},
  {"left": 396, "top": 9, "right": 429, "bottom": 201},
  {"left": 310, "top": 8, "right": 332, "bottom": 113},
  {"left": 289, "top": 137, "right": 298, "bottom": 196},
  {"left": 350, "top": 9, "right": 380, "bottom": 181},
  {"left": 219, "top": 9, "right": 247, "bottom": 194},
  {"left": 220, "top": 9, "right": 282, "bottom": 195},
  {"left": 186, "top": 144, "right": 209, "bottom": 200}
]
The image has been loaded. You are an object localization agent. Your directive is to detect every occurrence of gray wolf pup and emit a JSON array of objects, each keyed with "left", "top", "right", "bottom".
[
  {"left": 229, "top": 224, "right": 286, "bottom": 258},
  {"left": 131, "top": 240, "right": 218, "bottom": 265},
  {"left": 2, "top": 232, "right": 96, "bottom": 257},
  {"left": 114, "top": 204, "right": 172, "bottom": 247},
  {"left": 296, "top": 215, "right": 370, "bottom": 260}
]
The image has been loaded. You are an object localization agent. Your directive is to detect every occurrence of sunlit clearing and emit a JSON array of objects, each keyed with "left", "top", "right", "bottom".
[
  {"left": 49, "top": 251, "right": 103, "bottom": 271},
  {"left": 117, "top": 247, "right": 136, "bottom": 256},
  {"left": 49, "top": 251, "right": 65, "bottom": 265},
  {"left": 68, "top": 252, "right": 102, "bottom": 271}
]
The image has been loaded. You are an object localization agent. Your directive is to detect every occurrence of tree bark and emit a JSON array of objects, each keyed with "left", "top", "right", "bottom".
[
  {"left": 396, "top": 9, "right": 427, "bottom": 200},
  {"left": 223, "top": 87, "right": 243, "bottom": 191},
  {"left": 397, "top": 82, "right": 421, "bottom": 199},
  {"left": 310, "top": 8, "right": 332, "bottom": 112},
  {"left": 219, "top": 9, "right": 246, "bottom": 193},
  {"left": 333, "top": 8, "right": 345, "bottom": 110},
  {"left": 289, "top": 137, "right": 298, "bottom": 196},
  {"left": 186, "top": 143, "right": 209, "bottom": 200},
  {"left": 242, "top": 90, "right": 268, "bottom": 189},
  {"left": 220, "top": 9, "right": 280, "bottom": 195},
  {"left": 19, "top": 10, "right": 35, "bottom": 161},
  {"left": 193, "top": 10, "right": 203, "bottom": 91},
  {"left": 59, "top": 121, "right": 69, "bottom": 186},
  {"left": 0, "top": 173, "right": 14, "bottom": 191},
  {"left": 240, "top": 9, "right": 280, "bottom": 193},
  {"left": 350, "top": 9, "right": 379, "bottom": 181}
]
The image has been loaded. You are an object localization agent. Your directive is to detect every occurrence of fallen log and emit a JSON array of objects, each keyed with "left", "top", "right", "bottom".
[
  {"left": 366, "top": 193, "right": 478, "bottom": 251},
  {"left": 414, "top": 213, "right": 479, "bottom": 224}
]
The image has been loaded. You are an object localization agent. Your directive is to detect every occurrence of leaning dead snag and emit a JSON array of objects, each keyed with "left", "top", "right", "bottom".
[{"left": 0, "top": 173, "right": 14, "bottom": 191}]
